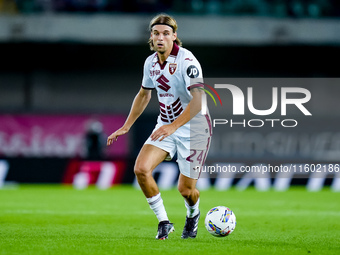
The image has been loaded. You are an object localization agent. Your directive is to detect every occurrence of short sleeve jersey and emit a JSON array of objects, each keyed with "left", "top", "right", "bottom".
[{"left": 142, "top": 43, "right": 212, "bottom": 138}]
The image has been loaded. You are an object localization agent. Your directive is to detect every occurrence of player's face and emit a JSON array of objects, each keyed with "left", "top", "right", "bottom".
[{"left": 151, "top": 25, "right": 177, "bottom": 55}]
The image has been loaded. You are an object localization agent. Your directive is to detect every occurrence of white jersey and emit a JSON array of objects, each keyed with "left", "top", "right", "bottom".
[{"left": 142, "top": 43, "right": 212, "bottom": 138}]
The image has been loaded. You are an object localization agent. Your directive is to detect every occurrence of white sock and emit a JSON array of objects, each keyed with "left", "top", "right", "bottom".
[
  {"left": 146, "top": 193, "right": 169, "bottom": 222},
  {"left": 185, "top": 198, "right": 200, "bottom": 218}
]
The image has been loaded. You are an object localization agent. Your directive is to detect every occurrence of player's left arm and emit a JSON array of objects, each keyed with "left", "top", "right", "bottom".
[{"left": 150, "top": 87, "right": 203, "bottom": 141}]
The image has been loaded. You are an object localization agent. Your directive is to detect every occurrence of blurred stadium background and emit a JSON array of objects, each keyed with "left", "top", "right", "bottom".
[{"left": 0, "top": 0, "right": 340, "bottom": 191}]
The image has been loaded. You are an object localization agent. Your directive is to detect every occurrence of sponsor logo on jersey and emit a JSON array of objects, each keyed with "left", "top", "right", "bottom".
[
  {"left": 157, "top": 75, "right": 171, "bottom": 92},
  {"left": 150, "top": 70, "right": 160, "bottom": 76},
  {"left": 169, "top": 63, "right": 177, "bottom": 75},
  {"left": 159, "top": 93, "right": 174, "bottom": 97},
  {"left": 187, "top": 65, "right": 199, "bottom": 78}
]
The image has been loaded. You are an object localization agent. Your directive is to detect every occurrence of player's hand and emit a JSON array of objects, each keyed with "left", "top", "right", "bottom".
[
  {"left": 107, "top": 127, "right": 129, "bottom": 146},
  {"left": 150, "top": 124, "right": 176, "bottom": 142}
]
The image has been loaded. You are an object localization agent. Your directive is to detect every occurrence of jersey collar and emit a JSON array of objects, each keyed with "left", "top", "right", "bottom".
[
  {"left": 167, "top": 43, "right": 180, "bottom": 63},
  {"left": 152, "top": 43, "right": 180, "bottom": 64}
]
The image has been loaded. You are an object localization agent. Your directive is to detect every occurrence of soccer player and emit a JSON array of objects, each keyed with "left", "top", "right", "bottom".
[{"left": 107, "top": 13, "right": 212, "bottom": 240}]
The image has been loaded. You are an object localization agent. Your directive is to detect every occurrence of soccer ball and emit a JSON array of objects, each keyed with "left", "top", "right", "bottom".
[{"left": 204, "top": 206, "right": 236, "bottom": 237}]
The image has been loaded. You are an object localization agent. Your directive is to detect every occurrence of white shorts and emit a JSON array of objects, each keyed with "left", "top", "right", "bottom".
[{"left": 145, "top": 128, "right": 211, "bottom": 179}]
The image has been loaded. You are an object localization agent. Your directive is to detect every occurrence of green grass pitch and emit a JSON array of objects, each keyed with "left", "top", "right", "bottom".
[{"left": 0, "top": 185, "right": 339, "bottom": 255}]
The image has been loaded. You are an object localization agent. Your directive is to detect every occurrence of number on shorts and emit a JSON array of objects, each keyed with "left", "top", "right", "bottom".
[{"left": 186, "top": 149, "right": 204, "bottom": 165}]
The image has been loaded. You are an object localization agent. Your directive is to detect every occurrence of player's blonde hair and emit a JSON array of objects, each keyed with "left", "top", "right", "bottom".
[{"left": 148, "top": 13, "right": 182, "bottom": 51}]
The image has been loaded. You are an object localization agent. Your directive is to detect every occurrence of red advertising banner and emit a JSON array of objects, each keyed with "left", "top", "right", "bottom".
[
  {"left": 0, "top": 114, "right": 129, "bottom": 158},
  {"left": 62, "top": 159, "right": 127, "bottom": 189}
]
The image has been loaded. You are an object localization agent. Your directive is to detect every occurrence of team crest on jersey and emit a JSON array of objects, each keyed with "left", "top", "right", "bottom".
[{"left": 169, "top": 63, "right": 177, "bottom": 75}]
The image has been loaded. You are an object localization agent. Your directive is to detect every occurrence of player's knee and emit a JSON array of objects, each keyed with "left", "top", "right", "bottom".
[{"left": 134, "top": 163, "right": 150, "bottom": 178}]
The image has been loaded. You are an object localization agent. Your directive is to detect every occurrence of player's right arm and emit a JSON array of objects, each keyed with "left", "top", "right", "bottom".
[{"left": 107, "top": 87, "right": 152, "bottom": 146}]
